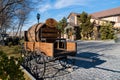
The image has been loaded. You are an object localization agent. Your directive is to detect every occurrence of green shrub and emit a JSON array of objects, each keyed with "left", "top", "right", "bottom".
[
  {"left": 0, "top": 50, "right": 25, "bottom": 80},
  {"left": 100, "top": 22, "right": 114, "bottom": 40}
]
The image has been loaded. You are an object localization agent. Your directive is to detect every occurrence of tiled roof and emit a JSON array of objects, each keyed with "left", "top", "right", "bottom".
[
  {"left": 91, "top": 7, "right": 120, "bottom": 19},
  {"left": 67, "top": 12, "right": 80, "bottom": 19}
]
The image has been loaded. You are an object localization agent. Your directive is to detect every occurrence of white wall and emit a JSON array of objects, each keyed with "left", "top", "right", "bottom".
[
  {"left": 114, "top": 23, "right": 120, "bottom": 28},
  {"left": 101, "top": 16, "right": 118, "bottom": 22}
]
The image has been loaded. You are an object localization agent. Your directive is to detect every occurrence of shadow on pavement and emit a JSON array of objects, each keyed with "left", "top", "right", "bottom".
[{"left": 74, "top": 52, "right": 106, "bottom": 68}]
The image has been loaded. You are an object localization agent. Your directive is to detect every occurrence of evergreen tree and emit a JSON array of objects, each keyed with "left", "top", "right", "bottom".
[
  {"left": 57, "top": 17, "right": 67, "bottom": 34},
  {"left": 100, "top": 22, "right": 114, "bottom": 40},
  {"left": 78, "top": 11, "right": 94, "bottom": 40},
  {"left": 0, "top": 51, "right": 25, "bottom": 80}
]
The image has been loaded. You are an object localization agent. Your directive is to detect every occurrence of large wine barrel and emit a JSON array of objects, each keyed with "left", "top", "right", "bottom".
[
  {"left": 27, "top": 18, "right": 60, "bottom": 42},
  {"left": 45, "top": 18, "right": 58, "bottom": 28},
  {"left": 27, "top": 23, "right": 44, "bottom": 42}
]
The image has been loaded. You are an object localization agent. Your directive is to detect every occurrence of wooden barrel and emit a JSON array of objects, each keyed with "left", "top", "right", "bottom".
[
  {"left": 45, "top": 18, "right": 58, "bottom": 28},
  {"left": 27, "top": 23, "right": 44, "bottom": 42},
  {"left": 27, "top": 19, "right": 60, "bottom": 42}
]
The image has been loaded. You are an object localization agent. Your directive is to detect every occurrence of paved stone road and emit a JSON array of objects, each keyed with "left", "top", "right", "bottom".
[{"left": 44, "top": 40, "right": 120, "bottom": 80}]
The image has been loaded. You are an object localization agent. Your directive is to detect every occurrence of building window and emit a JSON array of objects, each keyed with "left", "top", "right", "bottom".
[{"left": 69, "top": 16, "right": 75, "bottom": 23}]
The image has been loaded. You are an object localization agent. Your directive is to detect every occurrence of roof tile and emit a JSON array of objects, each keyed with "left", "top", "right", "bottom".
[{"left": 91, "top": 7, "right": 120, "bottom": 18}]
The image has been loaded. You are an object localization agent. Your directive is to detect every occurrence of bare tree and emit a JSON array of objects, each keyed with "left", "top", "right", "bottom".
[
  {"left": 0, "top": 0, "right": 22, "bottom": 33},
  {"left": 0, "top": 0, "right": 41, "bottom": 36},
  {"left": 15, "top": 9, "right": 28, "bottom": 37}
]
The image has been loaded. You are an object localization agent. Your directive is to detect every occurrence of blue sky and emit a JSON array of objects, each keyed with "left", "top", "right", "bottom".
[{"left": 24, "top": 0, "right": 120, "bottom": 30}]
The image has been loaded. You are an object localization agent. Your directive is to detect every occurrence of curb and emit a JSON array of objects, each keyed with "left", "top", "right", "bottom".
[{"left": 20, "top": 66, "right": 36, "bottom": 80}]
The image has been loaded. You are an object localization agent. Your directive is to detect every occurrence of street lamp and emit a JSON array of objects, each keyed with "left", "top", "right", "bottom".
[{"left": 37, "top": 13, "right": 40, "bottom": 23}]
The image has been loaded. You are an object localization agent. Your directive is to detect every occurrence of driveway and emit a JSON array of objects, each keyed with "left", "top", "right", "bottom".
[{"left": 46, "top": 40, "right": 120, "bottom": 80}]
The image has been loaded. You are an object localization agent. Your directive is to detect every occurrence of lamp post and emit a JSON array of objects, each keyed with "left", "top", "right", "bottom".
[{"left": 37, "top": 13, "right": 40, "bottom": 24}]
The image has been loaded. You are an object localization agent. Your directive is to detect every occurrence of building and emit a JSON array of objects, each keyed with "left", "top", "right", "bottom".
[
  {"left": 64, "top": 13, "right": 80, "bottom": 40},
  {"left": 91, "top": 7, "right": 120, "bottom": 28},
  {"left": 67, "top": 13, "right": 80, "bottom": 26},
  {"left": 65, "top": 7, "right": 120, "bottom": 40}
]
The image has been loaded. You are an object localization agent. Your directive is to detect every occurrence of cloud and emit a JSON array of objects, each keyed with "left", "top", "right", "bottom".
[
  {"left": 54, "top": 0, "right": 88, "bottom": 9},
  {"left": 111, "top": 0, "right": 120, "bottom": 4},
  {"left": 39, "top": 4, "right": 51, "bottom": 12},
  {"left": 38, "top": 0, "right": 90, "bottom": 12}
]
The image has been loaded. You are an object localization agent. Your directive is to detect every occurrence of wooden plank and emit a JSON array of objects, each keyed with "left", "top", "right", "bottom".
[
  {"left": 38, "top": 42, "right": 54, "bottom": 57},
  {"left": 24, "top": 41, "right": 77, "bottom": 57},
  {"left": 41, "top": 33, "right": 60, "bottom": 38},
  {"left": 34, "top": 42, "right": 40, "bottom": 50},
  {"left": 24, "top": 42, "right": 54, "bottom": 57},
  {"left": 42, "top": 28, "right": 59, "bottom": 33},
  {"left": 66, "top": 42, "right": 77, "bottom": 52},
  {"left": 24, "top": 42, "right": 34, "bottom": 51},
  {"left": 34, "top": 42, "right": 54, "bottom": 56}
]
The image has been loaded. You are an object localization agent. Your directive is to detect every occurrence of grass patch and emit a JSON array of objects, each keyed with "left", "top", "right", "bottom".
[{"left": 0, "top": 45, "right": 21, "bottom": 58}]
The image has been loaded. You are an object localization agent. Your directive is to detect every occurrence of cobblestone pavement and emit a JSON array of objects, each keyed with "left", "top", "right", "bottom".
[
  {"left": 24, "top": 40, "right": 120, "bottom": 80},
  {"left": 45, "top": 40, "right": 120, "bottom": 80}
]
